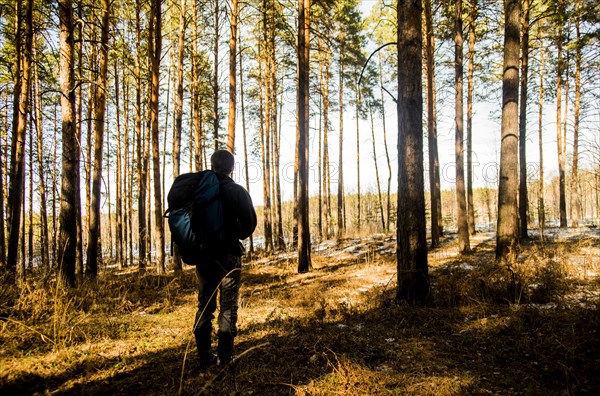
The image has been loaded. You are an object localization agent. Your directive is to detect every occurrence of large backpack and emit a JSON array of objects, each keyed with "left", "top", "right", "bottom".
[{"left": 164, "top": 170, "right": 225, "bottom": 265}]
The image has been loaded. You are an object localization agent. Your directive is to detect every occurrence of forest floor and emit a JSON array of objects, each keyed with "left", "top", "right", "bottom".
[{"left": 1, "top": 227, "right": 599, "bottom": 395}]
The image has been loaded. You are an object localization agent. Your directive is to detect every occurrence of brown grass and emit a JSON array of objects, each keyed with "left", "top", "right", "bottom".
[{"left": 1, "top": 230, "right": 599, "bottom": 395}]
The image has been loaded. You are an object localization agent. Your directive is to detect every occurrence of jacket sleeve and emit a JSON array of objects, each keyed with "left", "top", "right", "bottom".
[{"left": 232, "top": 185, "right": 257, "bottom": 240}]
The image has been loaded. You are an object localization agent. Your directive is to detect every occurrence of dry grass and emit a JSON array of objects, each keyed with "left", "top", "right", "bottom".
[{"left": 1, "top": 229, "right": 599, "bottom": 395}]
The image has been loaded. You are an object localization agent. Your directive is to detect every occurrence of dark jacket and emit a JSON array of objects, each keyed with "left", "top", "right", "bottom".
[{"left": 206, "top": 172, "right": 257, "bottom": 257}]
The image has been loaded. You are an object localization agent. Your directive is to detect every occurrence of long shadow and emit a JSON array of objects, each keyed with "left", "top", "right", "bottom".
[{"left": 3, "top": 296, "right": 598, "bottom": 395}]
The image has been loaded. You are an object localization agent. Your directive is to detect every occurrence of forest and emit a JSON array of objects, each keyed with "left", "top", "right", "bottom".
[{"left": 1, "top": 0, "right": 599, "bottom": 394}]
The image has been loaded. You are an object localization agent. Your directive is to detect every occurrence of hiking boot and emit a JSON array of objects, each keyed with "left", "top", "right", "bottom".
[
  {"left": 217, "top": 332, "right": 234, "bottom": 366},
  {"left": 199, "top": 351, "right": 218, "bottom": 371},
  {"left": 195, "top": 326, "right": 216, "bottom": 370}
]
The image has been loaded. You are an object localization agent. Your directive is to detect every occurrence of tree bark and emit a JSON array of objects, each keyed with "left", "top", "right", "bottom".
[
  {"left": 425, "top": 0, "right": 441, "bottom": 247},
  {"left": 86, "top": 0, "right": 110, "bottom": 279},
  {"left": 297, "top": 0, "right": 311, "bottom": 273},
  {"left": 556, "top": 0, "right": 567, "bottom": 228},
  {"left": 454, "top": 0, "right": 470, "bottom": 253},
  {"left": 496, "top": 0, "right": 521, "bottom": 260},
  {"left": 466, "top": 0, "right": 477, "bottom": 236},
  {"left": 369, "top": 106, "right": 385, "bottom": 230},
  {"left": 172, "top": 0, "right": 187, "bottom": 272},
  {"left": 149, "top": 0, "right": 165, "bottom": 273},
  {"left": 537, "top": 35, "right": 545, "bottom": 236},
  {"left": 227, "top": 0, "right": 238, "bottom": 152},
  {"left": 135, "top": 0, "right": 148, "bottom": 270},
  {"left": 518, "top": 0, "right": 530, "bottom": 239},
  {"left": 396, "top": 0, "right": 430, "bottom": 304},
  {"left": 57, "top": 0, "right": 78, "bottom": 286},
  {"left": 32, "top": 40, "right": 50, "bottom": 270},
  {"left": 571, "top": 16, "right": 581, "bottom": 227}
]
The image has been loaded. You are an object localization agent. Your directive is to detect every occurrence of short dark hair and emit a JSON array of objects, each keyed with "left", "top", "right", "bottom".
[{"left": 211, "top": 150, "right": 235, "bottom": 175}]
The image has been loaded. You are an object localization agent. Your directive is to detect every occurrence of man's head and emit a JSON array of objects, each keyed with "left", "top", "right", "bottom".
[{"left": 211, "top": 150, "right": 235, "bottom": 176}]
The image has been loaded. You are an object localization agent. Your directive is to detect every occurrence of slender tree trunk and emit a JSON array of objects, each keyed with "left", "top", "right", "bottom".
[
  {"left": 114, "top": 59, "right": 124, "bottom": 267},
  {"left": 85, "top": 12, "right": 97, "bottom": 274},
  {"left": 213, "top": 0, "right": 220, "bottom": 149},
  {"left": 556, "top": 1, "right": 567, "bottom": 228},
  {"left": 337, "top": 63, "right": 345, "bottom": 240},
  {"left": 86, "top": 0, "right": 110, "bottom": 279},
  {"left": 28, "top": 111, "right": 33, "bottom": 272},
  {"left": 75, "top": 7, "right": 84, "bottom": 276},
  {"left": 171, "top": 0, "right": 187, "bottom": 272},
  {"left": 537, "top": 41, "right": 545, "bottom": 236},
  {"left": 227, "top": 0, "right": 238, "bottom": 152},
  {"left": 355, "top": 85, "right": 361, "bottom": 230},
  {"left": 496, "top": 0, "right": 521, "bottom": 260},
  {"left": 396, "top": 0, "right": 430, "bottom": 304},
  {"left": 378, "top": 54, "right": 392, "bottom": 232},
  {"left": 323, "top": 53, "right": 331, "bottom": 239},
  {"left": 571, "top": 17, "right": 581, "bottom": 228},
  {"left": 258, "top": 8, "right": 273, "bottom": 252},
  {"left": 57, "top": 0, "right": 78, "bottom": 287},
  {"left": 123, "top": 70, "right": 132, "bottom": 267},
  {"left": 5, "top": 0, "right": 22, "bottom": 280},
  {"left": 7, "top": 0, "right": 33, "bottom": 283},
  {"left": 297, "top": 0, "right": 311, "bottom": 273},
  {"left": 192, "top": 0, "right": 203, "bottom": 171},
  {"left": 32, "top": 41, "right": 50, "bottom": 270},
  {"left": 239, "top": 43, "right": 254, "bottom": 255},
  {"left": 518, "top": 0, "right": 530, "bottom": 239},
  {"left": 454, "top": 0, "right": 470, "bottom": 253},
  {"left": 135, "top": 0, "right": 147, "bottom": 270},
  {"left": 466, "top": 0, "right": 477, "bottom": 236},
  {"left": 149, "top": 0, "right": 165, "bottom": 273},
  {"left": 425, "top": 0, "right": 441, "bottom": 247},
  {"left": 370, "top": 106, "right": 385, "bottom": 230}
]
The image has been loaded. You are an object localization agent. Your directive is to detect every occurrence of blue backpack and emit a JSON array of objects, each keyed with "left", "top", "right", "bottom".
[{"left": 165, "top": 170, "right": 225, "bottom": 265}]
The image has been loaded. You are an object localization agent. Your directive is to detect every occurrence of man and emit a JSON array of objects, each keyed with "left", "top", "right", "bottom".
[{"left": 194, "top": 149, "right": 257, "bottom": 369}]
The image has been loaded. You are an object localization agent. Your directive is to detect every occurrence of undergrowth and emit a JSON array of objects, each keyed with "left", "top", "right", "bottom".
[{"left": 1, "top": 230, "right": 599, "bottom": 395}]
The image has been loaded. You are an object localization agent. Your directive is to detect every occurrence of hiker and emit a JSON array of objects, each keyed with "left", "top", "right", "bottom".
[{"left": 194, "top": 149, "right": 257, "bottom": 370}]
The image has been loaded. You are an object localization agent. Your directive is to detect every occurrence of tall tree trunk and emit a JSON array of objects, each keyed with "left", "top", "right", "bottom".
[
  {"left": 172, "top": 0, "right": 187, "bottom": 272},
  {"left": 571, "top": 17, "right": 581, "bottom": 228},
  {"left": 297, "top": 0, "right": 311, "bottom": 273},
  {"left": 396, "top": 0, "right": 430, "bottom": 304},
  {"left": 556, "top": 0, "right": 567, "bottom": 228},
  {"left": 239, "top": 42, "right": 254, "bottom": 255},
  {"left": 57, "top": 0, "right": 78, "bottom": 287},
  {"left": 227, "top": 0, "right": 238, "bottom": 152},
  {"left": 32, "top": 41, "right": 50, "bottom": 270},
  {"left": 370, "top": 106, "right": 385, "bottom": 230},
  {"left": 323, "top": 52, "right": 331, "bottom": 239},
  {"left": 4, "top": 0, "right": 22, "bottom": 280},
  {"left": 337, "top": 62, "right": 345, "bottom": 240},
  {"left": 213, "top": 0, "right": 220, "bottom": 149},
  {"left": 84, "top": 10, "right": 97, "bottom": 275},
  {"left": 192, "top": 0, "right": 203, "bottom": 171},
  {"left": 466, "top": 0, "right": 477, "bottom": 236},
  {"left": 149, "top": 0, "right": 165, "bottom": 273},
  {"left": 378, "top": 54, "right": 392, "bottom": 232},
  {"left": 135, "top": 0, "right": 148, "bottom": 270},
  {"left": 518, "top": 0, "right": 530, "bottom": 239},
  {"left": 123, "top": 70, "right": 132, "bottom": 267},
  {"left": 496, "top": 0, "right": 521, "bottom": 260},
  {"left": 355, "top": 85, "right": 361, "bottom": 230},
  {"left": 425, "top": 0, "right": 441, "bottom": 247},
  {"left": 454, "top": 0, "right": 470, "bottom": 253},
  {"left": 75, "top": 6, "right": 84, "bottom": 276},
  {"left": 114, "top": 59, "right": 124, "bottom": 267},
  {"left": 6, "top": 0, "right": 33, "bottom": 283},
  {"left": 537, "top": 37, "right": 545, "bottom": 236},
  {"left": 86, "top": 0, "right": 110, "bottom": 279},
  {"left": 259, "top": 6, "right": 273, "bottom": 252}
]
